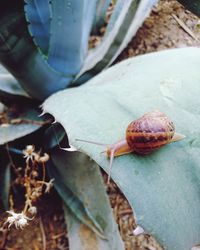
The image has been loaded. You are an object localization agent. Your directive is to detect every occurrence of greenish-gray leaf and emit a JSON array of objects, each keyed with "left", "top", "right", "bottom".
[
  {"left": 0, "top": 160, "right": 10, "bottom": 210},
  {"left": 0, "top": 65, "right": 29, "bottom": 104},
  {"left": 0, "top": 124, "right": 41, "bottom": 145},
  {"left": 43, "top": 123, "right": 66, "bottom": 150},
  {"left": 75, "top": 0, "right": 158, "bottom": 85},
  {"left": 48, "top": 148, "right": 123, "bottom": 248},
  {"left": 0, "top": 74, "right": 28, "bottom": 97},
  {"left": 177, "top": 0, "right": 200, "bottom": 17},
  {"left": 0, "top": 105, "right": 49, "bottom": 145},
  {"left": 43, "top": 47, "right": 200, "bottom": 250},
  {"left": 92, "top": 0, "right": 111, "bottom": 33}
]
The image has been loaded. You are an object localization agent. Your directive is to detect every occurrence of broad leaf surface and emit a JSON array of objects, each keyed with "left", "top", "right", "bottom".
[
  {"left": 0, "top": 105, "right": 49, "bottom": 145},
  {"left": 0, "top": 74, "right": 28, "bottom": 98},
  {"left": 48, "top": 148, "right": 124, "bottom": 249},
  {"left": 0, "top": 124, "right": 40, "bottom": 145},
  {"left": 24, "top": 0, "right": 51, "bottom": 54},
  {"left": 177, "top": 0, "right": 200, "bottom": 17},
  {"left": 0, "top": 159, "right": 10, "bottom": 210},
  {"left": 43, "top": 47, "right": 200, "bottom": 250},
  {"left": 48, "top": 0, "right": 97, "bottom": 74},
  {"left": 0, "top": 6, "right": 75, "bottom": 100},
  {"left": 75, "top": 0, "right": 158, "bottom": 85},
  {"left": 92, "top": 0, "right": 111, "bottom": 33},
  {"left": 0, "top": 65, "right": 29, "bottom": 103},
  {"left": 44, "top": 123, "right": 66, "bottom": 150}
]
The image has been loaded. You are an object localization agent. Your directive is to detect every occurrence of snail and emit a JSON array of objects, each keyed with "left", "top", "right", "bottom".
[{"left": 76, "top": 110, "right": 185, "bottom": 183}]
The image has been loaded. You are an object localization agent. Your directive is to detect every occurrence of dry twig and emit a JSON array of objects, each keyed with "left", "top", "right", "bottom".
[
  {"left": 172, "top": 14, "right": 198, "bottom": 41},
  {"left": 39, "top": 216, "right": 47, "bottom": 250}
]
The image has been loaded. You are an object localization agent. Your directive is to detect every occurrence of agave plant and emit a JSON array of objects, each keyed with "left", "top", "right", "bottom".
[
  {"left": 1, "top": 0, "right": 200, "bottom": 249},
  {"left": 177, "top": 0, "right": 200, "bottom": 16},
  {"left": 0, "top": 0, "right": 158, "bottom": 248}
]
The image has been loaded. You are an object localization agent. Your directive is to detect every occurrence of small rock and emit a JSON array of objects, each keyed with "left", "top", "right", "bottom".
[
  {"left": 133, "top": 225, "right": 144, "bottom": 235},
  {"left": 191, "top": 246, "right": 200, "bottom": 250}
]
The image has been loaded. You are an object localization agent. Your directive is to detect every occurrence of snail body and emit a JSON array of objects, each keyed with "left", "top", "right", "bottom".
[{"left": 77, "top": 110, "right": 185, "bottom": 183}]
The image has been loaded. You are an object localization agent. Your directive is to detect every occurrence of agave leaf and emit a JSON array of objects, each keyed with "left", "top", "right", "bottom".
[
  {"left": 0, "top": 104, "right": 50, "bottom": 145},
  {"left": 0, "top": 7, "right": 74, "bottom": 100},
  {"left": 63, "top": 204, "right": 123, "bottom": 250},
  {"left": 0, "top": 124, "right": 40, "bottom": 145},
  {"left": 43, "top": 123, "right": 66, "bottom": 150},
  {"left": 92, "top": 0, "right": 111, "bottom": 33},
  {"left": 75, "top": 0, "right": 158, "bottom": 85},
  {"left": 0, "top": 73, "right": 28, "bottom": 98},
  {"left": 0, "top": 72, "right": 31, "bottom": 105},
  {"left": 47, "top": 157, "right": 104, "bottom": 239},
  {"left": 0, "top": 1, "right": 97, "bottom": 100},
  {"left": 48, "top": 148, "right": 124, "bottom": 248},
  {"left": 0, "top": 158, "right": 11, "bottom": 210},
  {"left": 0, "top": 65, "right": 9, "bottom": 74},
  {"left": 24, "top": 0, "right": 51, "bottom": 54},
  {"left": 177, "top": 0, "right": 200, "bottom": 17},
  {"left": 0, "top": 64, "right": 30, "bottom": 104},
  {"left": 0, "top": 0, "right": 157, "bottom": 99},
  {"left": 82, "top": 0, "right": 99, "bottom": 53},
  {"left": 47, "top": 0, "right": 97, "bottom": 75},
  {"left": 43, "top": 47, "right": 200, "bottom": 250}
]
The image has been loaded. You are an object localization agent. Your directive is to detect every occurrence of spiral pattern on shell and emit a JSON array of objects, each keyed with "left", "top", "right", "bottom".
[{"left": 126, "top": 110, "right": 175, "bottom": 154}]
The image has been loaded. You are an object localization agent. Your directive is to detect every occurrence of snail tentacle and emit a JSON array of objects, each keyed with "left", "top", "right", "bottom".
[
  {"left": 107, "top": 148, "right": 115, "bottom": 184},
  {"left": 106, "top": 140, "right": 133, "bottom": 184},
  {"left": 75, "top": 138, "right": 110, "bottom": 147},
  {"left": 74, "top": 110, "right": 185, "bottom": 184},
  {"left": 170, "top": 133, "right": 185, "bottom": 143}
]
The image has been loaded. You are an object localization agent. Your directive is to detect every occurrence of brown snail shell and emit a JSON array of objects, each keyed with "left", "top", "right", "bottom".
[
  {"left": 75, "top": 110, "right": 185, "bottom": 183},
  {"left": 126, "top": 110, "right": 175, "bottom": 154}
]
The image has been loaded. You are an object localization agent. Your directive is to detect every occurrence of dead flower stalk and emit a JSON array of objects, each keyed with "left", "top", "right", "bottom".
[{"left": 1, "top": 145, "right": 54, "bottom": 231}]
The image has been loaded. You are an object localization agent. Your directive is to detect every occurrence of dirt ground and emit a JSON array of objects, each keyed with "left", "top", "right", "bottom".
[
  {"left": 118, "top": 0, "right": 200, "bottom": 61},
  {"left": 1, "top": 0, "right": 200, "bottom": 249}
]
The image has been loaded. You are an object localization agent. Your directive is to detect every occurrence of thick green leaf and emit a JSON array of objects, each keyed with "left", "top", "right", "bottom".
[
  {"left": 0, "top": 5, "right": 76, "bottom": 100},
  {"left": 0, "top": 0, "right": 157, "bottom": 99},
  {"left": 0, "top": 73, "right": 28, "bottom": 98},
  {"left": 0, "top": 124, "right": 40, "bottom": 145},
  {"left": 0, "top": 65, "right": 9, "bottom": 74},
  {"left": 43, "top": 47, "right": 200, "bottom": 250},
  {"left": 92, "top": 0, "right": 111, "bottom": 33},
  {"left": 177, "top": 0, "right": 200, "bottom": 17},
  {"left": 75, "top": 0, "right": 158, "bottom": 85},
  {"left": 48, "top": 148, "right": 123, "bottom": 248},
  {"left": 48, "top": 0, "right": 97, "bottom": 74},
  {"left": 24, "top": 0, "right": 51, "bottom": 54},
  {"left": 0, "top": 105, "right": 49, "bottom": 145},
  {"left": 0, "top": 158, "right": 11, "bottom": 210},
  {"left": 0, "top": 65, "right": 32, "bottom": 105},
  {"left": 43, "top": 123, "right": 66, "bottom": 150}
]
